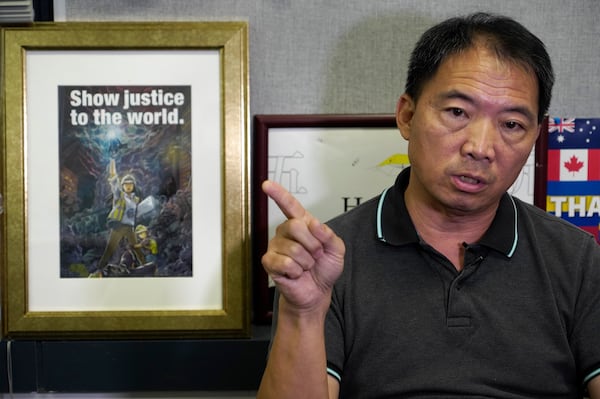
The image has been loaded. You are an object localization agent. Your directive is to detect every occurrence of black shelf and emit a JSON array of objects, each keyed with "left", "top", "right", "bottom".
[{"left": 0, "top": 325, "right": 270, "bottom": 393}]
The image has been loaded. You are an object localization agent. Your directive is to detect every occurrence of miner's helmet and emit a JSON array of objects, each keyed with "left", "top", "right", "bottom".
[
  {"left": 135, "top": 225, "right": 147, "bottom": 235},
  {"left": 120, "top": 174, "right": 136, "bottom": 187}
]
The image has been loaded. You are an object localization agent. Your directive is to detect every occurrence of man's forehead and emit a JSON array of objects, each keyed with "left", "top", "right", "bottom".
[{"left": 435, "top": 49, "right": 536, "bottom": 92}]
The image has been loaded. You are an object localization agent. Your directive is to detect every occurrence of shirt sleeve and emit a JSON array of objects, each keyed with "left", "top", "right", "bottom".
[{"left": 571, "top": 235, "right": 600, "bottom": 385}]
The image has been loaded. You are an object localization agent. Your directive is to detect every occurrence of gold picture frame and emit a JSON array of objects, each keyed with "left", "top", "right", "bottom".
[{"left": 0, "top": 22, "right": 250, "bottom": 338}]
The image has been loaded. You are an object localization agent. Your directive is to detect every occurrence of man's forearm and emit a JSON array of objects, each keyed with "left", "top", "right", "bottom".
[{"left": 257, "top": 299, "right": 332, "bottom": 399}]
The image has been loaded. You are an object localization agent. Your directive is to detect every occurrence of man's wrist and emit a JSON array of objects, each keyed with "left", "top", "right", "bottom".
[{"left": 277, "top": 294, "right": 331, "bottom": 327}]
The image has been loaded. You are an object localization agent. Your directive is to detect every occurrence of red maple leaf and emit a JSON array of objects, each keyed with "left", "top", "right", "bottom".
[{"left": 564, "top": 155, "right": 584, "bottom": 174}]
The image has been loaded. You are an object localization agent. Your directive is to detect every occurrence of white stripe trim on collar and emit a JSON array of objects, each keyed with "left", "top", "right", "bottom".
[
  {"left": 506, "top": 194, "right": 519, "bottom": 257},
  {"left": 376, "top": 187, "right": 390, "bottom": 242}
]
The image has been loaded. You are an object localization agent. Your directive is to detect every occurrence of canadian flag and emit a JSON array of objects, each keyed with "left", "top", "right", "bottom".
[{"left": 547, "top": 149, "right": 600, "bottom": 181}]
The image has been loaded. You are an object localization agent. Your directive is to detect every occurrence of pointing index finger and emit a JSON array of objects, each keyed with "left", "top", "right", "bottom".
[{"left": 262, "top": 180, "right": 308, "bottom": 220}]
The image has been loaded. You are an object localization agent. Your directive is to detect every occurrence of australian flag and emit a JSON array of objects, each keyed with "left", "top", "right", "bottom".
[{"left": 546, "top": 117, "right": 600, "bottom": 242}]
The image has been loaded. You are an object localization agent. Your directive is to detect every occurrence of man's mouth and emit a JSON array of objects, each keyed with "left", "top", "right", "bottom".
[
  {"left": 459, "top": 175, "right": 481, "bottom": 185},
  {"left": 452, "top": 173, "right": 488, "bottom": 193}
]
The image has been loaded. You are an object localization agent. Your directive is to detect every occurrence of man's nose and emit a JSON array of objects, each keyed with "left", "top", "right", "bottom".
[{"left": 461, "top": 119, "right": 496, "bottom": 162}]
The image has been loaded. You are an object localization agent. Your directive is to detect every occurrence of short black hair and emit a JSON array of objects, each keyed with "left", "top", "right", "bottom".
[{"left": 405, "top": 12, "right": 554, "bottom": 123}]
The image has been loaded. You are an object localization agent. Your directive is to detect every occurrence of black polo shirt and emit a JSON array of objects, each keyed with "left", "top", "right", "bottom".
[{"left": 325, "top": 168, "right": 600, "bottom": 398}]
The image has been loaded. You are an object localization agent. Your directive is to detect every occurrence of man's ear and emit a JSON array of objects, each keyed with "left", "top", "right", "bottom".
[{"left": 396, "top": 94, "right": 415, "bottom": 140}]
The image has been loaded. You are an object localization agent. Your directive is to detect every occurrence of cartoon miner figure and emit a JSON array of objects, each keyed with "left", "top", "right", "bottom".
[
  {"left": 96, "top": 159, "right": 145, "bottom": 271},
  {"left": 134, "top": 224, "right": 158, "bottom": 264}
]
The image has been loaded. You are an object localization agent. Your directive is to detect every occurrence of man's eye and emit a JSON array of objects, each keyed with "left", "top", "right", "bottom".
[
  {"left": 505, "top": 121, "right": 523, "bottom": 130},
  {"left": 449, "top": 108, "right": 464, "bottom": 117}
]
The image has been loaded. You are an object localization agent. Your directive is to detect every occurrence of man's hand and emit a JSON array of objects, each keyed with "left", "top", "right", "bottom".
[{"left": 261, "top": 180, "right": 345, "bottom": 315}]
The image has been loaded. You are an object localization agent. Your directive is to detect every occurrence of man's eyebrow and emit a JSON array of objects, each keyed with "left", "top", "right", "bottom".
[
  {"left": 437, "top": 89, "right": 475, "bottom": 104},
  {"left": 437, "top": 89, "right": 536, "bottom": 123}
]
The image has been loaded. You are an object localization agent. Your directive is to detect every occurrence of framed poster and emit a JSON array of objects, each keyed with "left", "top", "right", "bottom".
[
  {"left": 253, "top": 114, "right": 547, "bottom": 323},
  {"left": 544, "top": 117, "right": 600, "bottom": 243},
  {"left": 0, "top": 22, "right": 250, "bottom": 338}
]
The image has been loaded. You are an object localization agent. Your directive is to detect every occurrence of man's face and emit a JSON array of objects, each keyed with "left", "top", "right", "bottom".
[
  {"left": 396, "top": 43, "right": 540, "bottom": 216},
  {"left": 122, "top": 182, "right": 135, "bottom": 193}
]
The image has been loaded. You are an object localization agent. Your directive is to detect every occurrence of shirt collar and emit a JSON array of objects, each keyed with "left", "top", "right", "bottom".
[{"left": 376, "top": 167, "right": 518, "bottom": 258}]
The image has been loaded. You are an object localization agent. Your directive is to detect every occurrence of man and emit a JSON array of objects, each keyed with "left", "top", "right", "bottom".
[
  {"left": 134, "top": 224, "right": 158, "bottom": 265},
  {"left": 257, "top": 12, "right": 600, "bottom": 399},
  {"left": 96, "top": 159, "right": 145, "bottom": 271}
]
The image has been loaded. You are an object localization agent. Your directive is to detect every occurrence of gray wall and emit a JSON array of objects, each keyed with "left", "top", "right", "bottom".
[{"left": 62, "top": 0, "right": 600, "bottom": 119}]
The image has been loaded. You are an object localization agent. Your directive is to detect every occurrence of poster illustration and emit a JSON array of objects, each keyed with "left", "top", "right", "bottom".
[
  {"left": 59, "top": 85, "right": 193, "bottom": 277},
  {"left": 545, "top": 117, "right": 600, "bottom": 243}
]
